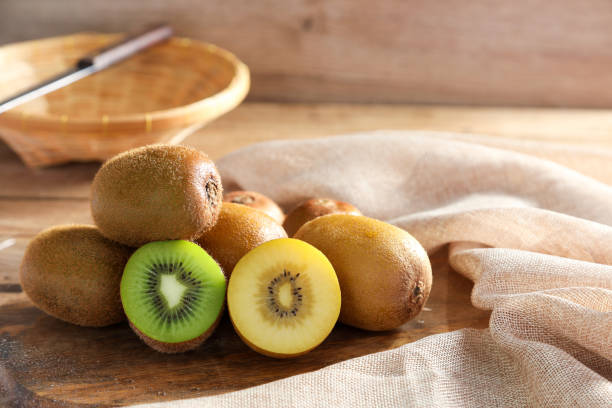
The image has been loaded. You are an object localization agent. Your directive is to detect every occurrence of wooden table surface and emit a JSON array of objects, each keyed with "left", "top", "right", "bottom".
[{"left": 1, "top": 102, "right": 611, "bottom": 407}]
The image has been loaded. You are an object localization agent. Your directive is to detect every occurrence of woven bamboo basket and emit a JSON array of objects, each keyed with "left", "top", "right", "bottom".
[{"left": 0, "top": 33, "right": 250, "bottom": 167}]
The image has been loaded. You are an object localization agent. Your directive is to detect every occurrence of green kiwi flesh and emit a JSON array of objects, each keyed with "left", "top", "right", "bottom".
[{"left": 121, "top": 240, "right": 226, "bottom": 353}]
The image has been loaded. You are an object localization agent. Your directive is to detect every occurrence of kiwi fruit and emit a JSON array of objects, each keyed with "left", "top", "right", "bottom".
[
  {"left": 294, "top": 214, "right": 432, "bottom": 331},
  {"left": 223, "top": 190, "right": 285, "bottom": 224},
  {"left": 196, "top": 202, "right": 287, "bottom": 277},
  {"left": 227, "top": 238, "right": 341, "bottom": 358},
  {"left": 283, "top": 198, "right": 362, "bottom": 237},
  {"left": 121, "top": 240, "right": 226, "bottom": 353},
  {"left": 20, "top": 225, "right": 132, "bottom": 327},
  {"left": 91, "top": 144, "right": 222, "bottom": 247}
]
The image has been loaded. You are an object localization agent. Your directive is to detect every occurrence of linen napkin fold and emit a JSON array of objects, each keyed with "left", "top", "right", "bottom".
[{"left": 134, "top": 131, "right": 612, "bottom": 408}]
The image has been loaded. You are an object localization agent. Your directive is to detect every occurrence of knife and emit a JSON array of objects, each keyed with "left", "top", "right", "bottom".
[{"left": 0, "top": 24, "right": 173, "bottom": 115}]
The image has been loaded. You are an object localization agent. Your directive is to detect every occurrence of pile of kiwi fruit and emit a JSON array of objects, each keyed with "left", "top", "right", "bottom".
[{"left": 20, "top": 144, "right": 432, "bottom": 358}]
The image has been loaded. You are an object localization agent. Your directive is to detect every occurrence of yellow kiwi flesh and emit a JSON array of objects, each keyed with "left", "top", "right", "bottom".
[
  {"left": 294, "top": 214, "right": 432, "bottom": 331},
  {"left": 20, "top": 225, "right": 132, "bottom": 327},
  {"left": 196, "top": 203, "right": 287, "bottom": 277},
  {"left": 91, "top": 144, "right": 222, "bottom": 247},
  {"left": 227, "top": 238, "right": 341, "bottom": 358}
]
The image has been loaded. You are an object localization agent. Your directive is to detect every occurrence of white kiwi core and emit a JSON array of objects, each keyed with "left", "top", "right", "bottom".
[
  {"left": 160, "top": 274, "right": 187, "bottom": 309},
  {"left": 277, "top": 282, "right": 293, "bottom": 309}
]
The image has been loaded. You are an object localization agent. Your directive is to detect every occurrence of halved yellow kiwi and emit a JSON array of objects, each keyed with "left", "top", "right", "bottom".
[{"left": 227, "top": 238, "right": 341, "bottom": 358}]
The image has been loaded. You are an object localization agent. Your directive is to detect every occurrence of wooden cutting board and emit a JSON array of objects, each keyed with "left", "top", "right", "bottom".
[
  {"left": 1, "top": 248, "right": 487, "bottom": 407},
  {"left": 3, "top": 103, "right": 608, "bottom": 407}
]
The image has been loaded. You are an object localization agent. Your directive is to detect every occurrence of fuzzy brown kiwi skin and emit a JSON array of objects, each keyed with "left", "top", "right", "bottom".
[
  {"left": 129, "top": 310, "right": 224, "bottom": 354},
  {"left": 223, "top": 190, "right": 285, "bottom": 224},
  {"left": 283, "top": 198, "right": 362, "bottom": 237},
  {"left": 19, "top": 225, "right": 132, "bottom": 327},
  {"left": 196, "top": 203, "right": 288, "bottom": 278},
  {"left": 91, "top": 144, "right": 222, "bottom": 247},
  {"left": 294, "top": 214, "right": 432, "bottom": 331}
]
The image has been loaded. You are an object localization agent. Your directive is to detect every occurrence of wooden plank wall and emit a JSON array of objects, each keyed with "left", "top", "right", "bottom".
[{"left": 2, "top": 0, "right": 612, "bottom": 106}]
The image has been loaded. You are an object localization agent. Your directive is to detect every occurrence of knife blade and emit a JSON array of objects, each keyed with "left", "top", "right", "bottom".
[{"left": 0, "top": 24, "right": 173, "bottom": 115}]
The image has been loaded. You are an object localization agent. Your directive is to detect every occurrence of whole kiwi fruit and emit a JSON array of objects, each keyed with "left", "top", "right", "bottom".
[
  {"left": 283, "top": 198, "right": 361, "bottom": 237},
  {"left": 223, "top": 190, "right": 285, "bottom": 224},
  {"left": 196, "top": 202, "right": 287, "bottom": 277},
  {"left": 91, "top": 144, "right": 222, "bottom": 247},
  {"left": 294, "top": 214, "right": 432, "bottom": 331},
  {"left": 20, "top": 225, "right": 132, "bottom": 327}
]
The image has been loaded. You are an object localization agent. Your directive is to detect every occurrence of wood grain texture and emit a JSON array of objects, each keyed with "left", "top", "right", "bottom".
[
  {"left": 0, "top": 102, "right": 610, "bottom": 405},
  {"left": 3, "top": 1, "right": 612, "bottom": 106}
]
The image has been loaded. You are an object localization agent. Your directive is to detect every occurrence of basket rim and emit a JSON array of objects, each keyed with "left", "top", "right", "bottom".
[{"left": 0, "top": 33, "right": 250, "bottom": 132}]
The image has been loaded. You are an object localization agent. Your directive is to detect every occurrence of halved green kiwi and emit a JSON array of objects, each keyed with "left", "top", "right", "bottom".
[{"left": 120, "top": 240, "right": 226, "bottom": 353}]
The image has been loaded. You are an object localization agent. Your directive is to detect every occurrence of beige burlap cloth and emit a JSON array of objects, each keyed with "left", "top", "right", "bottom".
[{"left": 135, "top": 131, "right": 612, "bottom": 407}]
